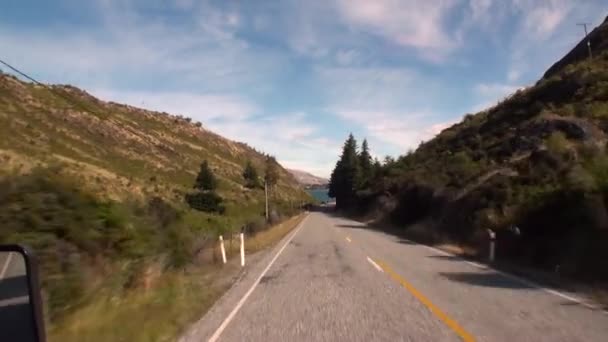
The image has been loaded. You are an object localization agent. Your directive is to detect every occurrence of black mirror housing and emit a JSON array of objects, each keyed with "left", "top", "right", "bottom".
[{"left": 0, "top": 244, "right": 46, "bottom": 342}]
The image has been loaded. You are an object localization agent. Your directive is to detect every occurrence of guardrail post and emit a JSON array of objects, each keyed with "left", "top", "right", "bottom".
[
  {"left": 240, "top": 232, "right": 245, "bottom": 267},
  {"left": 487, "top": 229, "right": 496, "bottom": 263},
  {"left": 219, "top": 235, "right": 227, "bottom": 264}
]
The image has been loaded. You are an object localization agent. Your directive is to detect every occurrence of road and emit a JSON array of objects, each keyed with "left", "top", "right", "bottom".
[
  {"left": 0, "top": 250, "right": 37, "bottom": 341},
  {"left": 181, "top": 212, "right": 608, "bottom": 342}
]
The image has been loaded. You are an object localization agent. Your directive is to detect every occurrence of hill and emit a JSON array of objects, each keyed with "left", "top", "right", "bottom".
[
  {"left": 0, "top": 71, "right": 311, "bottom": 325},
  {"left": 331, "top": 16, "right": 608, "bottom": 281},
  {"left": 287, "top": 168, "right": 328, "bottom": 187},
  {"left": 0, "top": 74, "right": 308, "bottom": 205}
]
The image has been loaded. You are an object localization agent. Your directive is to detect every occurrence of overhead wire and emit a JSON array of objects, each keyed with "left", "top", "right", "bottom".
[{"left": 0, "top": 57, "right": 101, "bottom": 116}]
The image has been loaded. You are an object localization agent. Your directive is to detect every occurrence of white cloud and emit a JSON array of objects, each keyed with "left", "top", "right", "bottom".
[
  {"left": 334, "top": 0, "right": 458, "bottom": 52},
  {"left": 469, "top": 0, "right": 493, "bottom": 22},
  {"left": 262, "top": 0, "right": 466, "bottom": 62},
  {"left": 332, "top": 109, "right": 449, "bottom": 151},
  {"left": 512, "top": 0, "right": 573, "bottom": 40},
  {"left": 504, "top": 0, "right": 599, "bottom": 82},
  {"left": 90, "top": 89, "right": 256, "bottom": 122},
  {"left": 317, "top": 64, "right": 450, "bottom": 154},
  {"left": 335, "top": 49, "right": 360, "bottom": 66},
  {"left": 317, "top": 66, "right": 420, "bottom": 110},
  {"left": 207, "top": 113, "right": 340, "bottom": 178},
  {"left": 0, "top": 0, "right": 281, "bottom": 93}
]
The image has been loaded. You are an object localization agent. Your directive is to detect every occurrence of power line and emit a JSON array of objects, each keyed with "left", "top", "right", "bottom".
[
  {"left": 0, "top": 57, "right": 100, "bottom": 116},
  {"left": 0, "top": 58, "right": 46, "bottom": 86}
]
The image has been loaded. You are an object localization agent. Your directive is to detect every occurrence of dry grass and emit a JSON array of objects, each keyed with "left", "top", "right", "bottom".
[
  {"left": 219, "top": 213, "right": 307, "bottom": 259},
  {"left": 246, "top": 214, "right": 307, "bottom": 252},
  {"left": 48, "top": 213, "right": 307, "bottom": 342},
  {"left": 48, "top": 265, "right": 226, "bottom": 342}
]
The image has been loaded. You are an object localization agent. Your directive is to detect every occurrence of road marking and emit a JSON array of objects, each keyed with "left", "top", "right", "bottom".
[
  {"left": 366, "top": 256, "right": 383, "bottom": 272},
  {"left": 0, "top": 252, "right": 13, "bottom": 279},
  {"left": 345, "top": 237, "right": 352, "bottom": 243},
  {"left": 376, "top": 259, "right": 476, "bottom": 342},
  {"left": 208, "top": 214, "right": 309, "bottom": 342},
  {"left": 415, "top": 239, "right": 602, "bottom": 311},
  {"left": 421, "top": 244, "right": 486, "bottom": 270}
]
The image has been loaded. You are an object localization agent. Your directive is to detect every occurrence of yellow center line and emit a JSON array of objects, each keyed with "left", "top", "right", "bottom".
[{"left": 375, "top": 259, "right": 476, "bottom": 342}]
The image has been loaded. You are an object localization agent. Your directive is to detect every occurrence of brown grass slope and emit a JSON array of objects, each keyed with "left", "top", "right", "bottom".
[
  {"left": 0, "top": 74, "right": 309, "bottom": 206},
  {"left": 0, "top": 71, "right": 312, "bottom": 332}
]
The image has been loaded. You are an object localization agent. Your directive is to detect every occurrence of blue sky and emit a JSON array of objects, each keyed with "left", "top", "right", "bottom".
[{"left": 1, "top": 0, "right": 606, "bottom": 177}]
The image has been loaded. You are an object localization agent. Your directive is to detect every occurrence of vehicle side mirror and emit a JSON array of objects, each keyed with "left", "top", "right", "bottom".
[{"left": 0, "top": 244, "right": 46, "bottom": 342}]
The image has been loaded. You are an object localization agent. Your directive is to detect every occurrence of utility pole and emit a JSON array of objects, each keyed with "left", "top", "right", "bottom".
[
  {"left": 577, "top": 23, "right": 593, "bottom": 59},
  {"left": 264, "top": 179, "right": 269, "bottom": 221}
]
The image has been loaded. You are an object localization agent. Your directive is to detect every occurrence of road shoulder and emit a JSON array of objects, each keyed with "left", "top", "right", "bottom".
[{"left": 179, "top": 214, "right": 309, "bottom": 342}]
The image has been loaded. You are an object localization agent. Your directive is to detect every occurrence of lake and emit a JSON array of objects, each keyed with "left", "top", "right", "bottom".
[{"left": 307, "top": 188, "right": 332, "bottom": 202}]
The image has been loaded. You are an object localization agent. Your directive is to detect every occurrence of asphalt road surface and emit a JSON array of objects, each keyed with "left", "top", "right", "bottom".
[
  {"left": 0, "top": 251, "right": 37, "bottom": 341},
  {"left": 181, "top": 212, "right": 608, "bottom": 342}
]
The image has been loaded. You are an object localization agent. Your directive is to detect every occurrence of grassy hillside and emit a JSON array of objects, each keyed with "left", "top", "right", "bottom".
[
  {"left": 0, "top": 73, "right": 308, "bottom": 206},
  {"left": 355, "top": 16, "right": 608, "bottom": 281},
  {"left": 0, "top": 71, "right": 311, "bottom": 333}
]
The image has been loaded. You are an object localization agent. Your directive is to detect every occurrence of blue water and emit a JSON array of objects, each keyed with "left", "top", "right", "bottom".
[{"left": 307, "top": 188, "right": 331, "bottom": 202}]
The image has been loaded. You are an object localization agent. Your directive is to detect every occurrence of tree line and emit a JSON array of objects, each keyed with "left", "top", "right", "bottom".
[
  {"left": 328, "top": 134, "right": 383, "bottom": 209},
  {"left": 185, "top": 155, "right": 280, "bottom": 215}
]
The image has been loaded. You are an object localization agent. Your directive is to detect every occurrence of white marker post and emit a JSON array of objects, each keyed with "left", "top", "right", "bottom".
[
  {"left": 487, "top": 229, "right": 496, "bottom": 263},
  {"left": 219, "top": 235, "right": 227, "bottom": 264},
  {"left": 240, "top": 233, "right": 245, "bottom": 267}
]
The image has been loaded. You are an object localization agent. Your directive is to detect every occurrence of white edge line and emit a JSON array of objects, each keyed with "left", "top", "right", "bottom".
[
  {"left": 0, "top": 252, "right": 13, "bottom": 279},
  {"left": 413, "top": 239, "right": 604, "bottom": 312},
  {"left": 367, "top": 256, "right": 383, "bottom": 272},
  {"left": 208, "top": 214, "right": 309, "bottom": 342}
]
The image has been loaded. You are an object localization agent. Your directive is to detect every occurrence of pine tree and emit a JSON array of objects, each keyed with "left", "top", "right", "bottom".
[
  {"left": 187, "top": 159, "right": 224, "bottom": 213},
  {"left": 358, "top": 139, "right": 372, "bottom": 189},
  {"left": 243, "top": 159, "right": 261, "bottom": 189},
  {"left": 372, "top": 157, "right": 382, "bottom": 180},
  {"left": 194, "top": 160, "right": 217, "bottom": 191},
  {"left": 383, "top": 155, "right": 395, "bottom": 166},
  {"left": 264, "top": 156, "right": 279, "bottom": 190},
  {"left": 328, "top": 133, "right": 360, "bottom": 209}
]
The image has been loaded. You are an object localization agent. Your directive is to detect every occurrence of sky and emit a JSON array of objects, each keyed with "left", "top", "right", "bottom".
[{"left": 1, "top": 0, "right": 606, "bottom": 177}]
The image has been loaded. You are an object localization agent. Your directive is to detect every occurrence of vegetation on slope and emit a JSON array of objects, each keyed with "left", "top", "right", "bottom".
[
  {"left": 0, "top": 72, "right": 308, "bottom": 205},
  {"left": 330, "top": 17, "right": 608, "bottom": 281},
  {"left": 0, "top": 70, "right": 311, "bottom": 336}
]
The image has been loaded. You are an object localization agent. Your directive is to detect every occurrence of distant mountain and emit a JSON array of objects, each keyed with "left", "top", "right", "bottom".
[{"left": 287, "top": 168, "right": 328, "bottom": 187}]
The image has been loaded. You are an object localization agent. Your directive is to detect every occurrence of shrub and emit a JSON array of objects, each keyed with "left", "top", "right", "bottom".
[
  {"left": 0, "top": 168, "right": 213, "bottom": 320},
  {"left": 184, "top": 191, "right": 225, "bottom": 214},
  {"left": 165, "top": 222, "right": 195, "bottom": 268},
  {"left": 545, "top": 131, "right": 569, "bottom": 155},
  {"left": 243, "top": 216, "right": 268, "bottom": 234}
]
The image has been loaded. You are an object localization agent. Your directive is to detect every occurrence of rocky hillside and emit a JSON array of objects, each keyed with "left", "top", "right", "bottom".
[
  {"left": 287, "top": 168, "right": 328, "bottom": 187},
  {"left": 0, "top": 73, "right": 309, "bottom": 206},
  {"left": 544, "top": 15, "right": 608, "bottom": 79},
  {"left": 360, "top": 17, "right": 608, "bottom": 280}
]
